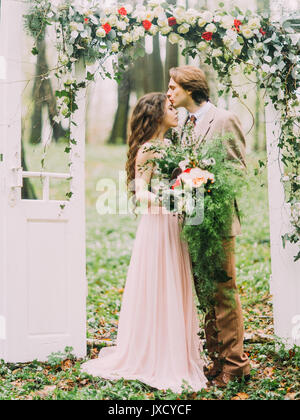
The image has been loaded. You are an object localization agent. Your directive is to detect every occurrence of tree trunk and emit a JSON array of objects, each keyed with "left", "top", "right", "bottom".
[
  {"left": 29, "top": 38, "right": 65, "bottom": 144},
  {"left": 108, "top": 63, "right": 131, "bottom": 144}
]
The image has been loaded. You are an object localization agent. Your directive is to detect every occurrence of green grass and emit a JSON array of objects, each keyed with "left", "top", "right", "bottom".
[{"left": 0, "top": 143, "right": 299, "bottom": 400}]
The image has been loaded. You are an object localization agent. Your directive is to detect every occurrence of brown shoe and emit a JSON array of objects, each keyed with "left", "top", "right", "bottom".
[
  {"left": 204, "top": 363, "right": 222, "bottom": 381},
  {"left": 212, "top": 372, "right": 250, "bottom": 388}
]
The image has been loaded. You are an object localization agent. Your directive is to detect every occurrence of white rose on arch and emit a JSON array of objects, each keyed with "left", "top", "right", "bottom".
[
  {"left": 168, "top": 32, "right": 183, "bottom": 44},
  {"left": 160, "top": 26, "right": 172, "bottom": 35},
  {"left": 220, "top": 15, "right": 234, "bottom": 30},
  {"left": 241, "top": 25, "right": 254, "bottom": 39},
  {"left": 201, "top": 10, "right": 214, "bottom": 23},
  {"left": 247, "top": 17, "right": 261, "bottom": 30},
  {"left": 205, "top": 23, "right": 217, "bottom": 33},
  {"left": 177, "top": 23, "right": 190, "bottom": 34},
  {"left": 173, "top": 7, "right": 186, "bottom": 24},
  {"left": 96, "top": 28, "right": 106, "bottom": 38}
]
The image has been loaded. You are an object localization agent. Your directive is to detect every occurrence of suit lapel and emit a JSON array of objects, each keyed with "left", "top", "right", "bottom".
[{"left": 194, "top": 104, "right": 217, "bottom": 144}]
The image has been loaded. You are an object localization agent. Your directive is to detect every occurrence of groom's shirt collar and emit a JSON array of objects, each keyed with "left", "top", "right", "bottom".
[{"left": 188, "top": 101, "right": 212, "bottom": 122}]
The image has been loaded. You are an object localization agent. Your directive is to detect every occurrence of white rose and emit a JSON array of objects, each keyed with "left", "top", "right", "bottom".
[
  {"left": 168, "top": 32, "right": 182, "bottom": 44},
  {"left": 231, "top": 43, "right": 242, "bottom": 56},
  {"left": 212, "top": 48, "right": 223, "bottom": 57},
  {"left": 96, "top": 27, "right": 106, "bottom": 38},
  {"left": 226, "top": 29, "right": 238, "bottom": 41},
  {"left": 122, "top": 32, "right": 133, "bottom": 45},
  {"left": 152, "top": 6, "right": 165, "bottom": 18},
  {"left": 248, "top": 17, "right": 261, "bottom": 30},
  {"left": 198, "top": 18, "right": 206, "bottom": 27},
  {"left": 160, "top": 26, "right": 172, "bottom": 35},
  {"left": 148, "top": 0, "right": 163, "bottom": 7},
  {"left": 108, "top": 15, "right": 118, "bottom": 26},
  {"left": 111, "top": 42, "right": 119, "bottom": 53},
  {"left": 104, "top": 6, "right": 118, "bottom": 15},
  {"left": 201, "top": 11, "right": 213, "bottom": 23},
  {"left": 58, "top": 54, "right": 69, "bottom": 65},
  {"left": 177, "top": 23, "right": 190, "bottom": 34},
  {"left": 223, "top": 35, "right": 233, "bottom": 47},
  {"left": 117, "top": 20, "right": 127, "bottom": 31},
  {"left": 149, "top": 24, "right": 159, "bottom": 36},
  {"left": 100, "top": 17, "right": 108, "bottom": 25},
  {"left": 221, "top": 15, "right": 234, "bottom": 29},
  {"left": 197, "top": 41, "right": 208, "bottom": 51},
  {"left": 173, "top": 7, "right": 186, "bottom": 24},
  {"left": 70, "top": 21, "right": 78, "bottom": 31},
  {"left": 241, "top": 26, "right": 254, "bottom": 39},
  {"left": 185, "top": 9, "right": 198, "bottom": 25},
  {"left": 71, "top": 30, "right": 79, "bottom": 39},
  {"left": 206, "top": 23, "right": 217, "bottom": 33},
  {"left": 261, "top": 63, "right": 270, "bottom": 73},
  {"left": 157, "top": 16, "right": 168, "bottom": 27}
]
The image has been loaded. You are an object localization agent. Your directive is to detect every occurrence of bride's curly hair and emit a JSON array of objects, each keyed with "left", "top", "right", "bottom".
[{"left": 125, "top": 92, "right": 167, "bottom": 196}]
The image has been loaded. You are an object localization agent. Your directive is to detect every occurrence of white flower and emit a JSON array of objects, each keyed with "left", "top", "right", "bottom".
[
  {"left": 148, "top": 0, "right": 163, "bottom": 7},
  {"left": 261, "top": 63, "right": 270, "bottom": 73},
  {"left": 149, "top": 24, "right": 159, "bottom": 36},
  {"left": 104, "top": 6, "right": 118, "bottom": 16},
  {"left": 198, "top": 18, "right": 207, "bottom": 27},
  {"left": 160, "top": 26, "right": 172, "bottom": 35},
  {"left": 185, "top": 9, "right": 198, "bottom": 25},
  {"left": 122, "top": 32, "right": 133, "bottom": 45},
  {"left": 201, "top": 11, "right": 214, "bottom": 23},
  {"left": 111, "top": 42, "right": 119, "bottom": 53},
  {"left": 226, "top": 29, "right": 238, "bottom": 42},
  {"left": 223, "top": 35, "right": 233, "bottom": 48},
  {"left": 70, "top": 21, "right": 78, "bottom": 31},
  {"left": 264, "top": 55, "right": 272, "bottom": 63},
  {"left": 241, "top": 25, "right": 254, "bottom": 39},
  {"left": 117, "top": 20, "right": 127, "bottom": 31},
  {"left": 152, "top": 6, "right": 165, "bottom": 18},
  {"left": 212, "top": 48, "right": 223, "bottom": 57},
  {"left": 108, "top": 15, "right": 118, "bottom": 27},
  {"left": 173, "top": 7, "right": 186, "bottom": 24},
  {"left": 96, "top": 27, "right": 106, "bottom": 38},
  {"left": 71, "top": 30, "right": 79, "bottom": 39},
  {"left": 58, "top": 54, "right": 69, "bottom": 65},
  {"left": 231, "top": 43, "right": 242, "bottom": 56},
  {"left": 132, "top": 26, "right": 145, "bottom": 42},
  {"left": 220, "top": 15, "right": 234, "bottom": 29},
  {"left": 177, "top": 23, "right": 190, "bottom": 34},
  {"left": 197, "top": 41, "right": 208, "bottom": 51},
  {"left": 247, "top": 17, "right": 261, "bottom": 30},
  {"left": 168, "top": 32, "right": 183, "bottom": 44},
  {"left": 157, "top": 16, "right": 168, "bottom": 27},
  {"left": 206, "top": 23, "right": 217, "bottom": 33}
]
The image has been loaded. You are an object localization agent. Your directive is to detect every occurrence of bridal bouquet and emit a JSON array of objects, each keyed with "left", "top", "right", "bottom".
[{"left": 142, "top": 132, "right": 247, "bottom": 311}]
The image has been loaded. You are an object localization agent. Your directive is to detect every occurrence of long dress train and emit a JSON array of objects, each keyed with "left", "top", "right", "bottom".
[{"left": 81, "top": 173, "right": 207, "bottom": 393}]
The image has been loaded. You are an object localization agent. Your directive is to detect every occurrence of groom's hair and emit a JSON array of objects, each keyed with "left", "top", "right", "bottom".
[{"left": 169, "top": 66, "right": 210, "bottom": 105}]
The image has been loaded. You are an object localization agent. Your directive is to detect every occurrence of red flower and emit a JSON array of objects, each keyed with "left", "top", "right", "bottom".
[
  {"left": 102, "top": 23, "right": 112, "bottom": 34},
  {"left": 168, "top": 17, "right": 177, "bottom": 27},
  {"left": 234, "top": 19, "right": 242, "bottom": 32},
  {"left": 84, "top": 18, "right": 89, "bottom": 23},
  {"left": 142, "top": 20, "right": 152, "bottom": 31},
  {"left": 118, "top": 7, "right": 127, "bottom": 16},
  {"left": 202, "top": 31, "right": 213, "bottom": 41},
  {"left": 183, "top": 168, "right": 192, "bottom": 173},
  {"left": 259, "top": 27, "right": 266, "bottom": 36}
]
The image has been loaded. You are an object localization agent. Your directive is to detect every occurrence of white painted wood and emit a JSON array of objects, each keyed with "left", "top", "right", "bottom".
[
  {"left": 0, "top": 0, "right": 86, "bottom": 362},
  {"left": 266, "top": 100, "right": 300, "bottom": 348}
]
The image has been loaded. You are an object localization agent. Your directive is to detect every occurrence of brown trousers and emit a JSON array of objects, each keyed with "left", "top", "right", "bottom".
[{"left": 202, "top": 237, "right": 250, "bottom": 377}]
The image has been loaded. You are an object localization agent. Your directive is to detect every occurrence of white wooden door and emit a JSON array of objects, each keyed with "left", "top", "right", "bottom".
[
  {"left": 266, "top": 101, "right": 300, "bottom": 348},
  {"left": 0, "top": 0, "right": 87, "bottom": 362}
]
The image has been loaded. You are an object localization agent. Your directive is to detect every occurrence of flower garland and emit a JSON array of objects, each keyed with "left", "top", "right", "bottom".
[{"left": 24, "top": 0, "right": 300, "bottom": 261}]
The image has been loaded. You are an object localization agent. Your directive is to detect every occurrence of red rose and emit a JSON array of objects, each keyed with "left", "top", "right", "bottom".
[
  {"left": 234, "top": 19, "right": 242, "bottom": 32},
  {"left": 183, "top": 168, "right": 192, "bottom": 173},
  {"left": 259, "top": 27, "right": 266, "bottom": 36},
  {"left": 142, "top": 20, "right": 152, "bottom": 31},
  {"left": 168, "top": 17, "right": 177, "bottom": 27},
  {"left": 102, "top": 23, "right": 112, "bottom": 34},
  {"left": 84, "top": 18, "right": 89, "bottom": 23},
  {"left": 118, "top": 7, "right": 127, "bottom": 16},
  {"left": 202, "top": 31, "right": 213, "bottom": 41}
]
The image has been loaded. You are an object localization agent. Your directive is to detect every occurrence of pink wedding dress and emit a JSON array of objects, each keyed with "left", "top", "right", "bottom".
[{"left": 81, "top": 160, "right": 207, "bottom": 393}]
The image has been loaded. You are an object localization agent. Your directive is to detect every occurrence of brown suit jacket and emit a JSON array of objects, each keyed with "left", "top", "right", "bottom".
[{"left": 181, "top": 103, "right": 247, "bottom": 236}]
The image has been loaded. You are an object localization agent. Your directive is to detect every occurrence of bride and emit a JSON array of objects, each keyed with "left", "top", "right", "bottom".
[{"left": 81, "top": 92, "right": 208, "bottom": 393}]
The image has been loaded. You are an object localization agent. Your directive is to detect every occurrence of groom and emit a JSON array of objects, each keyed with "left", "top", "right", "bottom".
[{"left": 167, "top": 65, "right": 250, "bottom": 387}]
